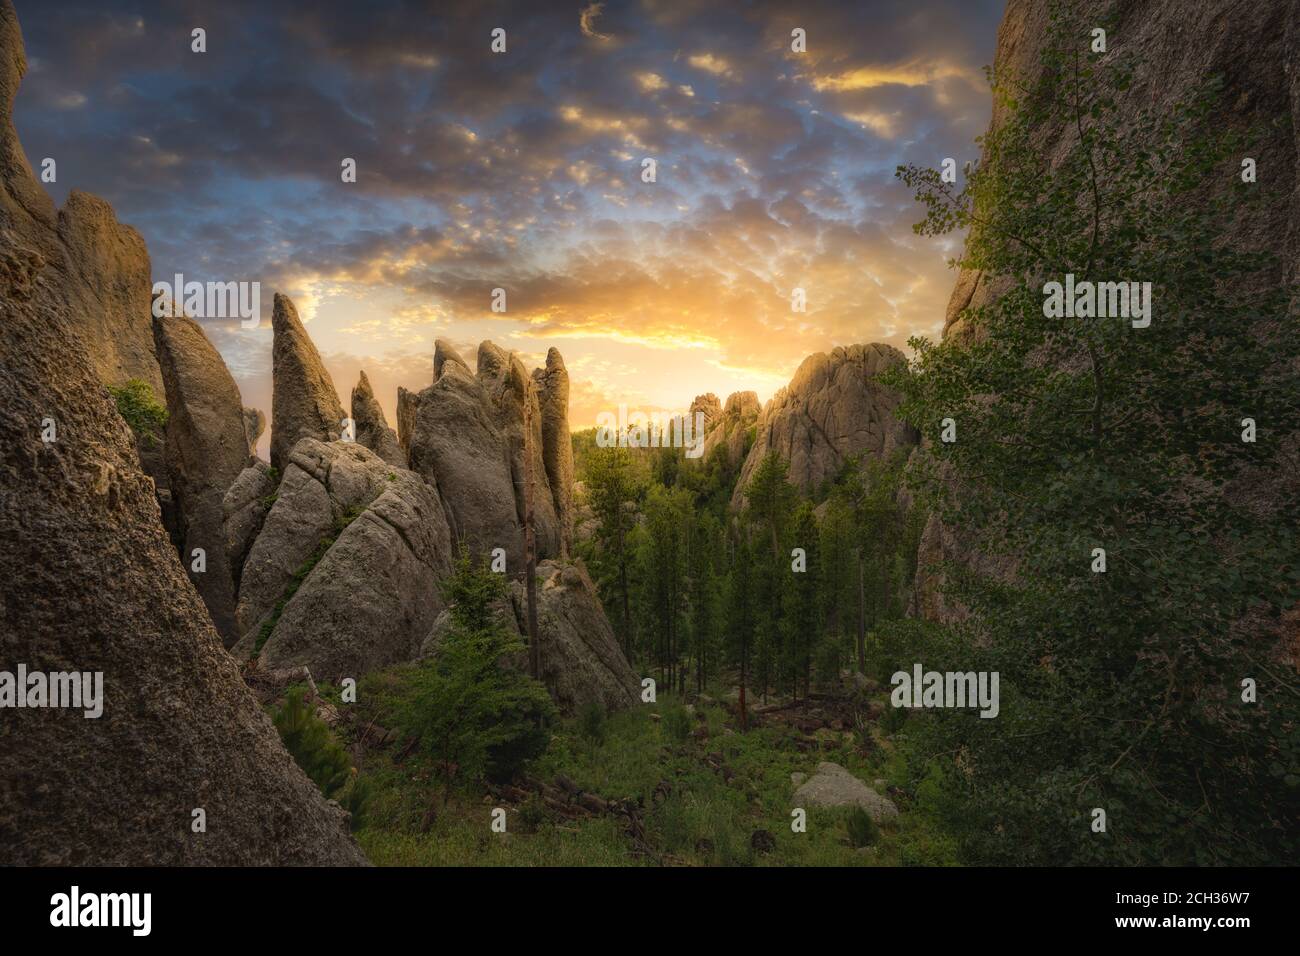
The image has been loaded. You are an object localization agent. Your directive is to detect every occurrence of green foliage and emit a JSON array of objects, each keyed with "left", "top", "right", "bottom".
[
  {"left": 891, "top": 2, "right": 1300, "bottom": 864},
  {"left": 846, "top": 805, "right": 880, "bottom": 848},
  {"left": 578, "top": 700, "right": 607, "bottom": 745},
  {"left": 272, "top": 686, "right": 358, "bottom": 815},
  {"left": 660, "top": 700, "right": 693, "bottom": 743},
  {"left": 367, "top": 549, "right": 555, "bottom": 798},
  {"left": 107, "top": 378, "right": 168, "bottom": 448}
]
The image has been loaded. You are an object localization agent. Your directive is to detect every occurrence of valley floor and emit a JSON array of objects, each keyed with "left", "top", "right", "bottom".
[{"left": 329, "top": 680, "right": 959, "bottom": 867}]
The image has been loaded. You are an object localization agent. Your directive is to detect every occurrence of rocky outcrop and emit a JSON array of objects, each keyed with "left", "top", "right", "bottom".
[
  {"left": 395, "top": 386, "right": 420, "bottom": 457},
  {"left": 506, "top": 560, "right": 639, "bottom": 715},
  {"left": 0, "top": 0, "right": 365, "bottom": 864},
  {"left": 152, "top": 311, "right": 252, "bottom": 643},
  {"left": 223, "top": 460, "right": 275, "bottom": 590},
  {"left": 231, "top": 438, "right": 452, "bottom": 681},
  {"left": 702, "top": 390, "right": 759, "bottom": 471},
  {"left": 533, "top": 348, "right": 574, "bottom": 558},
  {"left": 351, "top": 370, "right": 404, "bottom": 467},
  {"left": 270, "top": 293, "right": 344, "bottom": 473},
  {"left": 732, "top": 347, "right": 916, "bottom": 509},
  {"left": 405, "top": 339, "right": 561, "bottom": 569},
  {"left": 243, "top": 406, "right": 266, "bottom": 458},
  {"left": 912, "top": 0, "right": 1300, "bottom": 622},
  {"left": 792, "top": 762, "right": 898, "bottom": 822},
  {"left": 689, "top": 392, "right": 722, "bottom": 432},
  {"left": 945, "top": 0, "right": 1300, "bottom": 338}
]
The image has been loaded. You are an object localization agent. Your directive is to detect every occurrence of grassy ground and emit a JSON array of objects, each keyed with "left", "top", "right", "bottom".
[{"left": 343, "top": 684, "right": 960, "bottom": 866}]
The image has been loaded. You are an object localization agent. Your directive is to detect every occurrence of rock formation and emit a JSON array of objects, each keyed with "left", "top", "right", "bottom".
[
  {"left": 269, "top": 293, "right": 345, "bottom": 473},
  {"left": 507, "top": 561, "right": 640, "bottom": 714},
  {"left": 231, "top": 439, "right": 452, "bottom": 681},
  {"left": 701, "top": 390, "right": 759, "bottom": 471},
  {"left": 351, "top": 370, "right": 405, "bottom": 467},
  {"left": 223, "top": 460, "right": 275, "bottom": 590},
  {"left": 533, "top": 347, "right": 574, "bottom": 558},
  {"left": 404, "top": 339, "right": 561, "bottom": 569},
  {"left": 0, "top": 0, "right": 366, "bottom": 864},
  {"left": 689, "top": 392, "right": 722, "bottom": 432},
  {"left": 732, "top": 346, "right": 916, "bottom": 509},
  {"left": 152, "top": 310, "right": 252, "bottom": 643}
]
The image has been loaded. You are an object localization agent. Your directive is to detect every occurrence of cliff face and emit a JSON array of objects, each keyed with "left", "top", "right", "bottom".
[
  {"left": 0, "top": 0, "right": 366, "bottom": 864},
  {"left": 945, "top": 0, "right": 1299, "bottom": 340},
  {"left": 732, "top": 345, "right": 917, "bottom": 510},
  {"left": 912, "top": 0, "right": 1300, "bottom": 622}
]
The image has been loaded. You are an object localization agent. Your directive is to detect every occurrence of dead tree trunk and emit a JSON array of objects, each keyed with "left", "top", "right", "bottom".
[{"left": 524, "top": 393, "right": 540, "bottom": 681}]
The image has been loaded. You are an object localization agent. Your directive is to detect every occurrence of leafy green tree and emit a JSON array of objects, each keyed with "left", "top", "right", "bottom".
[
  {"left": 890, "top": 3, "right": 1300, "bottom": 864},
  {"left": 688, "top": 511, "right": 723, "bottom": 694}
]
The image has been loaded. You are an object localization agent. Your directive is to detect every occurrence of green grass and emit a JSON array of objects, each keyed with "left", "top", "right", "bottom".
[{"left": 342, "top": 686, "right": 960, "bottom": 866}]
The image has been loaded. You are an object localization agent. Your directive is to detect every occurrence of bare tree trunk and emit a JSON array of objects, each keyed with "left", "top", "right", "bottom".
[
  {"left": 524, "top": 396, "right": 540, "bottom": 681},
  {"left": 856, "top": 547, "right": 865, "bottom": 674}
]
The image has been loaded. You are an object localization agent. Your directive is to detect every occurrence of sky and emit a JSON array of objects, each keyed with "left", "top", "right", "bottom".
[{"left": 12, "top": 0, "right": 1003, "bottom": 435}]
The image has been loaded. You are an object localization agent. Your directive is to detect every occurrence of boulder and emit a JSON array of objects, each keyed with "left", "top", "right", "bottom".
[
  {"left": 269, "top": 292, "right": 344, "bottom": 473},
  {"left": 152, "top": 310, "right": 251, "bottom": 642},
  {"left": 351, "top": 370, "right": 405, "bottom": 467},
  {"left": 506, "top": 560, "right": 639, "bottom": 714},
  {"left": 792, "top": 762, "right": 899, "bottom": 822},
  {"left": 222, "top": 460, "right": 275, "bottom": 590},
  {"left": 732, "top": 346, "right": 916, "bottom": 509},
  {"left": 0, "top": 0, "right": 365, "bottom": 864}
]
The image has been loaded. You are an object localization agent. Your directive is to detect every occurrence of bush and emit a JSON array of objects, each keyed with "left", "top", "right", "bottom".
[
  {"left": 272, "top": 687, "right": 352, "bottom": 799},
  {"left": 661, "top": 701, "right": 692, "bottom": 743},
  {"left": 577, "top": 700, "right": 607, "bottom": 745},
  {"left": 845, "top": 806, "right": 879, "bottom": 848},
  {"left": 107, "top": 378, "right": 168, "bottom": 448}
]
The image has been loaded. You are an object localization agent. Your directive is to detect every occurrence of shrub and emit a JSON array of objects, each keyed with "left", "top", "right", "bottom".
[
  {"left": 272, "top": 687, "right": 352, "bottom": 799},
  {"left": 577, "top": 700, "right": 607, "bottom": 745},
  {"left": 107, "top": 378, "right": 168, "bottom": 448},
  {"left": 846, "top": 806, "right": 880, "bottom": 848},
  {"left": 661, "top": 701, "right": 692, "bottom": 743}
]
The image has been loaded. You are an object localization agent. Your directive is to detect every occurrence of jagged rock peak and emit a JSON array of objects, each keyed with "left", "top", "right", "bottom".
[
  {"left": 351, "top": 369, "right": 405, "bottom": 468},
  {"left": 152, "top": 310, "right": 251, "bottom": 643},
  {"left": 270, "top": 292, "right": 345, "bottom": 473},
  {"left": 732, "top": 344, "right": 917, "bottom": 508}
]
